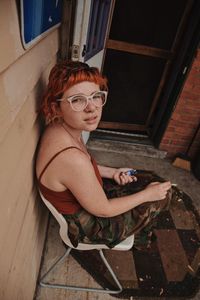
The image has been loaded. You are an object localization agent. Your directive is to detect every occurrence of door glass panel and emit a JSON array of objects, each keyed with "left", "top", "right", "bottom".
[
  {"left": 109, "top": 0, "right": 188, "bottom": 50},
  {"left": 102, "top": 49, "right": 165, "bottom": 125},
  {"left": 84, "top": 0, "right": 111, "bottom": 61}
]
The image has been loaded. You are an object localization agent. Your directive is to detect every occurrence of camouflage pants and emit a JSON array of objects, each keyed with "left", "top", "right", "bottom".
[{"left": 63, "top": 170, "right": 172, "bottom": 248}]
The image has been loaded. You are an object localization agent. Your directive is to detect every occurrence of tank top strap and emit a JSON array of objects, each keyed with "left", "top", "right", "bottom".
[{"left": 38, "top": 146, "right": 85, "bottom": 182}]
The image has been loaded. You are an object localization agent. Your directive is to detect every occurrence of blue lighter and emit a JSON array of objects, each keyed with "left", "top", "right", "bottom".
[{"left": 125, "top": 169, "right": 138, "bottom": 176}]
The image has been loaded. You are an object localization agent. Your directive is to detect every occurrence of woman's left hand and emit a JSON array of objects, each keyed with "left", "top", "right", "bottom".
[{"left": 112, "top": 168, "right": 137, "bottom": 185}]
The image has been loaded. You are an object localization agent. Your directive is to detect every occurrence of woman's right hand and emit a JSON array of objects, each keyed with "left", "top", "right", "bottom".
[{"left": 144, "top": 181, "right": 171, "bottom": 202}]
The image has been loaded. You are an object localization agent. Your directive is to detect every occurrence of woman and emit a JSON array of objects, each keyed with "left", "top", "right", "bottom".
[{"left": 36, "top": 61, "right": 172, "bottom": 249}]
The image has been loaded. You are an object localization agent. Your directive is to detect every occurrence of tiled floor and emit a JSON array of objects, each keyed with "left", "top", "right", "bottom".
[{"left": 35, "top": 139, "right": 200, "bottom": 300}]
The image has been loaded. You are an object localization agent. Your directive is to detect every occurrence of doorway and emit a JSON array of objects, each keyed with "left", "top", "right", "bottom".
[{"left": 99, "top": 0, "right": 194, "bottom": 135}]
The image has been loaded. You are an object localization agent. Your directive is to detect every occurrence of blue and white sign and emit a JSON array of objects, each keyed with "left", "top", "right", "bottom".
[{"left": 20, "top": 0, "right": 62, "bottom": 49}]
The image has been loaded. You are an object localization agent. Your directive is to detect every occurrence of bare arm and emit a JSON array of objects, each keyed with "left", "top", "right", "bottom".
[
  {"left": 97, "top": 165, "right": 117, "bottom": 179},
  {"left": 59, "top": 150, "right": 171, "bottom": 218}
]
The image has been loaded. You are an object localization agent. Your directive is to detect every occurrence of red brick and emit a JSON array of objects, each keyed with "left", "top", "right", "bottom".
[
  {"left": 160, "top": 144, "right": 186, "bottom": 151},
  {"left": 186, "top": 82, "right": 200, "bottom": 90},
  {"left": 177, "top": 115, "right": 198, "bottom": 123},
  {"left": 169, "top": 119, "right": 194, "bottom": 128},
  {"left": 163, "top": 131, "right": 177, "bottom": 139},
  {"left": 186, "top": 102, "right": 200, "bottom": 109},
  {"left": 192, "top": 58, "right": 199, "bottom": 67},
  {"left": 184, "top": 83, "right": 200, "bottom": 95},
  {"left": 181, "top": 90, "right": 200, "bottom": 101},
  {"left": 183, "top": 101, "right": 200, "bottom": 109},
  {"left": 178, "top": 109, "right": 200, "bottom": 117},
  {"left": 175, "top": 130, "right": 195, "bottom": 138},
  {"left": 165, "top": 126, "right": 176, "bottom": 132},
  {"left": 171, "top": 139, "right": 189, "bottom": 147},
  {"left": 172, "top": 113, "right": 186, "bottom": 120},
  {"left": 160, "top": 49, "right": 200, "bottom": 159},
  {"left": 192, "top": 54, "right": 200, "bottom": 68},
  {"left": 192, "top": 58, "right": 200, "bottom": 68},
  {"left": 183, "top": 88, "right": 196, "bottom": 95},
  {"left": 161, "top": 138, "right": 171, "bottom": 145},
  {"left": 188, "top": 67, "right": 200, "bottom": 76},
  {"left": 170, "top": 124, "right": 196, "bottom": 133},
  {"left": 196, "top": 49, "right": 200, "bottom": 58},
  {"left": 185, "top": 70, "right": 199, "bottom": 79},
  {"left": 193, "top": 61, "right": 200, "bottom": 69}
]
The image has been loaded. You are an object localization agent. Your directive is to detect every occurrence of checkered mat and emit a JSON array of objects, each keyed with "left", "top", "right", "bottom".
[{"left": 72, "top": 174, "right": 200, "bottom": 298}]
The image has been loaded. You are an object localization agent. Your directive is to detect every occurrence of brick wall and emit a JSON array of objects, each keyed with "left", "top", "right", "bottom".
[{"left": 160, "top": 48, "right": 200, "bottom": 159}]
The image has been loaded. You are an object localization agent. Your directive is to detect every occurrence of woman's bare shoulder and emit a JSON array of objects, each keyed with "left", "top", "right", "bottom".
[
  {"left": 36, "top": 124, "right": 90, "bottom": 179},
  {"left": 36, "top": 125, "right": 74, "bottom": 175},
  {"left": 37, "top": 141, "right": 91, "bottom": 190}
]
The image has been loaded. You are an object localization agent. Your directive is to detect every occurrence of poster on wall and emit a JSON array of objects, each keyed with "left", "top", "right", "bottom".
[{"left": 20, "top": 0, "right": 62, "bottom": 49}]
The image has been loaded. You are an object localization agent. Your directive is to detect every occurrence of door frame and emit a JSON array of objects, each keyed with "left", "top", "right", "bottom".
[
  {"left": 99, "top": 0, "right": 196, "bottom": 135},
  {"left": 60, "top": 0, "right": 77, "bottom": 60},
  {"left": 71, "top": 0, "right": 113, "bottom": 141},
  {"left": 151, "top": 0, "right": 200, "bottom": 146}
]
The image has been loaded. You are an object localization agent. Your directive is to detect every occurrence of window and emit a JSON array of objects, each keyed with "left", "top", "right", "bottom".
[{"left": 84, "top": 0, "right": 111, "bottom": 61}]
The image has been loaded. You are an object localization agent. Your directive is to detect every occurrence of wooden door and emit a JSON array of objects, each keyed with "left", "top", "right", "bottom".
[{"left": 99, "top": 0, "right": 194, "bottom": 133}]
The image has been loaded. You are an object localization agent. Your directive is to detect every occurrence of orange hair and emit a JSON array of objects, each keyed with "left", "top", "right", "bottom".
[{"left": 41, "top": 60, "right": 108, "bottom": 124}]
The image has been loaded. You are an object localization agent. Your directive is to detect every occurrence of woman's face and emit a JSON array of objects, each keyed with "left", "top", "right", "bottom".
[{"left": 59, "top": 81, "right": 104, "bottom": 132}]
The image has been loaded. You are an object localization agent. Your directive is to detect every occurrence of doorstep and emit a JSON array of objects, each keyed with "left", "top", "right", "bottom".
[{"left": 87, "top": 137, "right": 167, "bottom": 159}]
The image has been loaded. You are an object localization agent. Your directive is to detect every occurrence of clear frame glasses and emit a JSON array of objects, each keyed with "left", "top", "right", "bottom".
[{"left": 57, "top": 91, "right": 108, "bottom": 112}]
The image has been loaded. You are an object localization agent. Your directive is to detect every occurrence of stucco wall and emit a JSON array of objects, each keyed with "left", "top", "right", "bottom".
[{"left": 0, "top": 1, "right": 59, "bottom": 299}]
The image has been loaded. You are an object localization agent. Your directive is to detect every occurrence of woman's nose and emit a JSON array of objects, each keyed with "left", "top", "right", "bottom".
[{"left": 84, "top": 99, "right": 96, "bottom": 112}]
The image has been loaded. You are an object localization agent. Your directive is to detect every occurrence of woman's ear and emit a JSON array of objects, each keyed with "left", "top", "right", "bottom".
[
  {"left": 51, "top": 102, "right": 61, "bottom": 115},
  {"left": 51, "top": 102, "right": 62, "bottom": 117}
]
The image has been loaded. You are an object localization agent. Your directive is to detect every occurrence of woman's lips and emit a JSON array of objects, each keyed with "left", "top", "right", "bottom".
[{"left": 84, "top": 115, "right": 98, "bottom": 124}]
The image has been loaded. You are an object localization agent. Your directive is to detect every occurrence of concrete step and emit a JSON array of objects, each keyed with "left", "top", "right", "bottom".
[{"left": 87, "top": 138, "right": 167, "bottom": 159}]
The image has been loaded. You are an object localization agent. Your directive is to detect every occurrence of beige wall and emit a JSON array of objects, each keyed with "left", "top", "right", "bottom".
[{"left": 0, "top": 1, "right": 59, "bottom": 299}]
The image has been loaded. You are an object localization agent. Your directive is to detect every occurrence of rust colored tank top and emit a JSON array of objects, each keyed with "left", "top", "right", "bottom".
[{"left": 38, "top": 146, "right": 103, "bottom": 214}]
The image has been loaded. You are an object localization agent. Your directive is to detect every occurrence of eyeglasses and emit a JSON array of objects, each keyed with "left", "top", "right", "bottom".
[{"left": 57, "top": 91, "right": 108, "bottom": 112}]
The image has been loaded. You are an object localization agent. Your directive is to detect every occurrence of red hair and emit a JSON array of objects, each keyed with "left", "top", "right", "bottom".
[{"left": 41, "top": 60, "right": 108, "bottom": 124}]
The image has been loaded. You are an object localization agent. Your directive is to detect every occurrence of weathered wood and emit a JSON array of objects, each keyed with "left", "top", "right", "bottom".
[
  {"left": 36, "top": 217, "right": 131, "bottom": 300},
  {"left": 99, "top": 121, "right": 146, "bottom": 132},
  {"left": 106, "top": 39, "right": 172, "bottom": 59},
  {"left": 0, "top": 59, "right": 54, "bottom": 194},
  {"left": 0, "top": 116, "right": 38, "bottom": 198},
  {"left": 0, "top": 126, "right": 41, "bottom": 288},
  {"left": 60, "top": 0, "right": 77, "bottom": 60},
  {"left": 0, "top": 31, "right": 58, "bottom": 143},
  {"left": 0, "top": 81, "right": 11, "bottom": 141},
  {"left": 0, "top": 67, "right": 55, "bottom": 300},
  {"left": 36, "top": 217, "right": 88, "bottom": 300},
  {"left": 0, "top": 1, "right": 24, "bottom": 73},
  {"left": 2, "top": 190, "right": 48, "bottom": 300},
  {"left": 0, "top": 2, "right": 60, "bottom": 299}
]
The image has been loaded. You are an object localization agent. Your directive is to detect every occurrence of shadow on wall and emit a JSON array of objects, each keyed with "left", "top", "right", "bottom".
[{"left": 32, "top": 74, "right": 46, "bottom": 195}]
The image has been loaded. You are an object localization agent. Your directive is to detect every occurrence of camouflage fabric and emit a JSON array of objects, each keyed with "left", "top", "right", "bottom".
[{"left": 63, "top": 170, "right": 173, "bottom": 248}]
